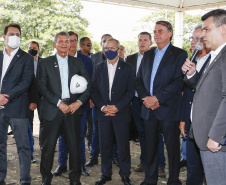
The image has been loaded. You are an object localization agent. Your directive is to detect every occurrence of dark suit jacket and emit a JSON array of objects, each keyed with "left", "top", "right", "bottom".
[
  {"left": 184, "top": 45, "right": 226, "bottom": 151},
  {"left": 77, "top": 52, "right": 92, "bottom": 112},
  {"left": 92, "top": 58, "right": 135, "bottom": 123},
  {"left": 28, "top": 56, "right": 43, "bottom": 104},
  {"left": 135, "top": 43, "right": 188, "bottom": 121},
  {"left": 0, "top": 48, "right": 34, "bottom": 118},
  {"left": 91, "top": 51, "right": 105, "bottom": 68},
  {"left": 126, "top": 53, "right": 138, "bottom": 77},
  {"left": 38, "top": 55, "right": 91, "bottom": 122}
]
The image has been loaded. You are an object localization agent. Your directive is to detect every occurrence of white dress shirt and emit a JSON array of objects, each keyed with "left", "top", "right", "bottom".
[{"left": 107, "top": 58, "right": 119, "bottom": 101}]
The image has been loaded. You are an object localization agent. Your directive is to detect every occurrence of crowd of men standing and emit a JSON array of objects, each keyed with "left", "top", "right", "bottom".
[{"left": 0, "top": 8, "right": 225, "bottom": 185}]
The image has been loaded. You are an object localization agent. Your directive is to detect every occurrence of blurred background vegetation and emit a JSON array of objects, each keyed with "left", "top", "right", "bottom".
[{"left": 0, "top": 0, "right": 201, "bottom": 57}]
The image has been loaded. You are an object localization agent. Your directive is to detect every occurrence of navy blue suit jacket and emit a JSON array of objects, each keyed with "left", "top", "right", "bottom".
[
  {"left": 135, "top": 43, "right": 188, "bottom": 121},
  {"left": 77, "top": 52, "right": 92, "bottom": 112},
  {"left": 0, "top": 48, "right": 34, "bottom": 118},
  {"left": 92, "top": 58, "right": 135, "bottom": 123}
]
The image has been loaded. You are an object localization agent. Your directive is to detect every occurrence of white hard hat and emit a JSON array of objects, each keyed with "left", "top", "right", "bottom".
[{"left": 70, "top": 74, "right": 88, "bottom": 94}]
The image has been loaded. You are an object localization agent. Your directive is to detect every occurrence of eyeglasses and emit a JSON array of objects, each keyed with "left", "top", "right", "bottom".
[
  {"left": 83, "top": 43, "right": 92, "bottom": 47},
  {"left": 104, "top": 47, "right": 119, "bottom": 51},
  {"left": 70, "top": 39, "right": 78, "bottom": 43},
  {"left": 189, "top": 37, "right": 204, "bottom": 42}
]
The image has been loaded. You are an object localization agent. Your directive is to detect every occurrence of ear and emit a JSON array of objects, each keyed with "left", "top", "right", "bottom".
[
  {"left": 150, "top": 41, "right": 153, "bottom": 46},
  {"left": 3, "top": 34, "right": 6, "bottom": 41},
  {"left": 53, "top": 42, "right": 56, "bottom": 49},
  {"left": 221, "top": 24, "right": 226, "bottom": 36}
]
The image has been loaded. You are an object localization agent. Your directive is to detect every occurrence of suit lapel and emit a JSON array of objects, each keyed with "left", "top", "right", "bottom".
[
  {"left": 103, "top": 61, "right": 109, "bottom": 88},
  {"left": 144, "top": 49, "right": 155, "bottom": 91},
  {"left": 155, "top": 44, "right": 173, "bottom": 77},
  {"left": 5, "top": 48, "right": 23, "bottom": 75},
  {"left": 53, "top": 55, "right": 61, "bottom": 87},
  {"left": 0, "top": 51, "right": 3, "bottom": 80},
  {"left": 112, "top": 59, "right": 123, "bottom": 88},
  {"left": 196, "top": 46, "right": 226, "bottom": 89},
  {"left": 68, "top": 56, "right": 74, "bottom": 88}
]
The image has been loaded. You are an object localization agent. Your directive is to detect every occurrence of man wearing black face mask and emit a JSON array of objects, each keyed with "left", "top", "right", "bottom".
[
  {"left": 92, "top": 38, "right": 134, "bottom": 185},
  {"left": 27, "top": 41, "right": 43, "bottom": 150}
]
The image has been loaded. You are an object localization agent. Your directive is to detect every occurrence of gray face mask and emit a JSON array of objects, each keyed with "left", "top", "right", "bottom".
[{"left": 8, "top": 36, "right": 20, "bottom": 48}]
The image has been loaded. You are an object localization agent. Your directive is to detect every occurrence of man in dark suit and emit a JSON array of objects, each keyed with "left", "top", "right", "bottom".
[
  {"left": 136, "top": 21, "right": 188, "bottom": 185},
  {"left": 0, "top": 23, "right": 34, "bottom": 185},
  {"left": 27, "top": 41, "right": 44, "bottom": 150},
  {"left": 179, "top": 24, "right": 210, "bottom": 185},
  {"left": 126, "top": 32, "right": 166, "bottom": 176},
  {"left": 52, "top": 31, "right": 92, "bottom": 177},
  {"left": 86, "top": 34, "right": 119, "bottom": 167},
  {"left": 38, "top": 31, "right": 91, "bottom": 185},
  {"left": 182, "top": 9, "right": 226, "bottom": 185},
  {"left": 92, "top": 38, "right": 134, "bottom": 185}
]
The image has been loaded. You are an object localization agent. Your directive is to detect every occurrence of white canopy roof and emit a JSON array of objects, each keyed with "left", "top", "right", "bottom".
[{"left": 82, "top": 0, "right": 226, "bottom": 11}]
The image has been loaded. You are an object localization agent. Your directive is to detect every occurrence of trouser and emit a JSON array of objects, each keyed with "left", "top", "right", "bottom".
[
  {"left": 58, "top": 111, "right": 87, "bottom": 166},
  {"left": 200, "top": 150, "right": 226, "bottom": 185},
  {"left": 0, "top": 110, "right": 31, "bottom": 183},
  {"left": 98, "top": 119, "right": 131, "bottom": 177},
  {"left": 90, "top": 107, "right": 118, "bottom": 159},
  {"left": 144, "top": 111, "right": 181, "bottom": 185},
  {"left": 40, "top": 110, "right": 81, "bottom": 182}
]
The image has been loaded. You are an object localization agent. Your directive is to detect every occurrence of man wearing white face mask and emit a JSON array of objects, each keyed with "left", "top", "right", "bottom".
[{"left": 0, "top": 24, "right": 34, "bottom": 185}]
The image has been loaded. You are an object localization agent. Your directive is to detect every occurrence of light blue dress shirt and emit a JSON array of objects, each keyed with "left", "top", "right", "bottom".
[
  {"left": 56, "top": 54, "right": 70, "bottom": 99},
  {"left": 34, "top": 56, "right": 38, "bottom": 77},
  {"left": 150, "top": 42, "right": 170, "bottom": 96}
]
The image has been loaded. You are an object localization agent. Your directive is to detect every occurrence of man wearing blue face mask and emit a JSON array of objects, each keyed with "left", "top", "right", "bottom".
[
  {"left": 92, "top": 38, "right": 134, "bottom": 185},
  {"left": 0, "top": 23, "right": 34, "bottom": 185}
]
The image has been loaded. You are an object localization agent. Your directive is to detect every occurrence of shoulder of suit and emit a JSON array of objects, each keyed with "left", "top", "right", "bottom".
[
  {"left": 91, "top": 52, "right": 102, "bottom": 58},
  {"left": 169, "top": 44, "right": 187, "bottom": 54},
  {"left": 18, "top": 49, "right": 33, "bottom": 60},
  {"left": 127, "top": 52, "right": 138, "bottom": 59},
  {"left": 77, "top": 53, "right": 92, "bottom": 63}
]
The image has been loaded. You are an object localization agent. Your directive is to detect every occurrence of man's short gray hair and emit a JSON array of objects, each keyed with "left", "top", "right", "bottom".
[
  {"left": 54, "top": 31, "right": 70, "bottom": 43},
  {"left": 104, "top": 38, "right": 120, "bottom": 48},
  {"left": 194, "top": 24, "right": 202, "bottom": 31}
]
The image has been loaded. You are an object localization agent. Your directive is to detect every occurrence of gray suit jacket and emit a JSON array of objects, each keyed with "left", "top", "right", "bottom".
[
  {"left": 38, "top": 55, "right": 91, "bottom": 121},
  {"left": 185, "top": 45, "right": 226, "bottom": 151}
]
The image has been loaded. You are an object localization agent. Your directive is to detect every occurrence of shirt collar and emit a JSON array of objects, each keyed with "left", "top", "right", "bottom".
[
  {"left": 74, "top": 51, "right": 77, "bottom": 58},
  {"left": 138, "top": 51, "right": 143, "bottom": 57},
  {"left": 156, "top": 42, "right": 170, "bottom": 52},
  {"left": 56, "top": 53, "right": 68, "bottom": 61},
  {"left": 210, "top": 43, "right": 226, "bottom": 57},
  {"left": 3, "top": 47, "right": 20, "bottom": 57},
  {"left": 107, "top": 58, "right": 119, "bottom": 66}
]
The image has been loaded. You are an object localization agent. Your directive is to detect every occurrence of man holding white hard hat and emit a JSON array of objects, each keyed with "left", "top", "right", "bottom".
[{"left": 38, "top": 31, "right": 91, "bottom": 185}]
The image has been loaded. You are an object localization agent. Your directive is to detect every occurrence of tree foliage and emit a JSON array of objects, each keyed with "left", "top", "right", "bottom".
[{"left": 0, "top": 0, "right": 90, "bottom": 56}]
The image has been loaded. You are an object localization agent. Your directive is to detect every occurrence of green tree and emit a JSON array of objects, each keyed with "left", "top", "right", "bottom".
[{"left": 0, "top": 0, "right": 90, "bottom": 56}]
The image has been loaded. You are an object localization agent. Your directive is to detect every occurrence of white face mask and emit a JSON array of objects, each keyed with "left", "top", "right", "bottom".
[{"left": 7, "top": 35, "right": 20, "bottom": 48}]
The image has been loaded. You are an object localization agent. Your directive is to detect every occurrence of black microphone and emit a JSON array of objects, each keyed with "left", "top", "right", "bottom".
[{"left": 184, "top": 43, "right": 203, "bottom": 75}]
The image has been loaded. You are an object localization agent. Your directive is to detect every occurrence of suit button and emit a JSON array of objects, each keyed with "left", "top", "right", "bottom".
[
  {"left": 192, "top": 89, "right": 195, "bottom": 92},
  {"left": 189, "top": 102, "right": 192, "bottom": 104}
]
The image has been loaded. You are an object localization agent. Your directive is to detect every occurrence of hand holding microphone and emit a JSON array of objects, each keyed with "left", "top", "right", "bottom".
[{"left": 182, "top": 43, "right": 203, "bottom": 76}]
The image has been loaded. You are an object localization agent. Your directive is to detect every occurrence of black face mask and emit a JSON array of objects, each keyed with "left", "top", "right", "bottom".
[{"left": 28, "top": 49, "right": 38, "bottom": 56}]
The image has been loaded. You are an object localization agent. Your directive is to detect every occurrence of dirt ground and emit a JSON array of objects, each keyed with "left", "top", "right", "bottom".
[{"left": 5, "top": 111, "right": 187, "bottom": 185}]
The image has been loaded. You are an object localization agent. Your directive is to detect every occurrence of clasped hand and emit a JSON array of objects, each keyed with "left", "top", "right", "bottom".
[
  {"left": 59, "top": 101, "right": 82, "bottom": 114},
  {"left": 0, "top": 94, "right": 9, "bottom": 107},
  {"left": 102, "top": 105, "right": 118, "bottom": 116},
  {"left": 142, "top": 96, "right": 159, "bottom": 110}
]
